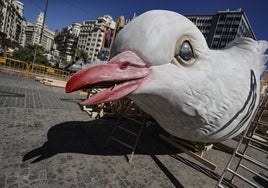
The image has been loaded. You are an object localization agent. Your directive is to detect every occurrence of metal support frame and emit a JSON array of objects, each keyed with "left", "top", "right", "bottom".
[
  {"left": 105, "top": 101, "right": 146, "bottom": 163},
  {"left": 216, "top": 89, "right": 268, "bottom": 187}
]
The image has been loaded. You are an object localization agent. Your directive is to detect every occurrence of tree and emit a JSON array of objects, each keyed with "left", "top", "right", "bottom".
[
  {"left": 13, "top": 44, "right": 49, "bottom": 66},
  {"left": 75, "top": 49, "right": 88, "bottom": 63}
]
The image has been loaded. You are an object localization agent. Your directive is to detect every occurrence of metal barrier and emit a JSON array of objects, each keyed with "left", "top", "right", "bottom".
[
  {"left": 0, "top": 57, "right": 7, "bottom": 64},
  {"left": 0, "top": 57, "right": 71, "bottom": 80}
]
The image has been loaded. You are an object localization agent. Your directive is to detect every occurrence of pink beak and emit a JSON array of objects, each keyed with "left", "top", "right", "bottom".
[{"left": 65, "top": 51, "right": 150, "bottom": 105}]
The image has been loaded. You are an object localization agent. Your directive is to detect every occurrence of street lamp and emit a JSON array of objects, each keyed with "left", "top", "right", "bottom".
[
  {"left": 32, "top": 0, "right": 48, "bottom": 71},
  {"left": 39, "top": 0, "right": 48, "bottom": 45}
]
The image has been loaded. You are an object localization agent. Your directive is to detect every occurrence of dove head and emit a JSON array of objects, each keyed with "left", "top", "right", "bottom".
[
  {"left": 66, "top": 10, "right": 268, "bottom": 142},
  {"left": 111, "top": 10, "right": 209, "bottom": 66},
  {"left": 66, "top": 10, "right": 210, "bottom": 106}
]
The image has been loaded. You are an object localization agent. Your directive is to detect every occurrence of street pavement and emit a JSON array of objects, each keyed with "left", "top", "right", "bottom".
[{"left": 0, "top": 70, "right": 265, "bottom": 188}]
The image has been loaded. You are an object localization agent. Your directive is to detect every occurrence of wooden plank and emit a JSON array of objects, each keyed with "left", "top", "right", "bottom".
[
  {"left": 213, "top": 142, "right": 235, "bottom": 154},
  {"left": 37, "top": 77, "right": 67, "bottom": 88},
  {"left": 78, "top": 90, "right": 88, "bottom": 96},
  {"left": 35, "top": 76, "right": 44, "bottom": 81},
  {"left": 159, "top": 134, "right": 217, "bottom": 171},
  {"left": 43, "top": 81, "right": 66, "bottom": 88}
]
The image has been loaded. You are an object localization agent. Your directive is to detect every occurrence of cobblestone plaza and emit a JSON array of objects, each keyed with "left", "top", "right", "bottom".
[{"left": 0, "top": 70, "right": 266, "bottom": 187}]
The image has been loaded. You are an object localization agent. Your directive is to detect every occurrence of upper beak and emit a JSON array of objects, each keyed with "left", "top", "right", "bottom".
[{"left": 65, "top": 51, "right": 150, "bottom": 105}]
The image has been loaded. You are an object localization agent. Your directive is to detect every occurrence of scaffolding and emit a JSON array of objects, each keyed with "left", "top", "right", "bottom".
[
  {"left": 216, "top": 89, "right": 268, "bottom": 187},
  {"left": 105, "top": 99, "right": 147, "bottom": 163}
]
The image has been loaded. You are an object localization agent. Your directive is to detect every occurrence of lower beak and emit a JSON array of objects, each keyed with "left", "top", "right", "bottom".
[{"left": 65, "top": 51, "right": 150, "bottom": 105}]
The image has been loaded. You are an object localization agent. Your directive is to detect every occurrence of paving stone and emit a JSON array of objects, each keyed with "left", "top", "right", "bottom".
[{"left": 1, "top": 70, "right": 265, "bottom": 188}]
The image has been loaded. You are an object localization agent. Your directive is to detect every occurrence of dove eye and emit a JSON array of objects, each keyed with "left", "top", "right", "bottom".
[
  {"left": 179, "top": 41, "right": 193, "bottom": 61},
  {"left": 174, "top": 40, "right": 195, "bottom": 66}
]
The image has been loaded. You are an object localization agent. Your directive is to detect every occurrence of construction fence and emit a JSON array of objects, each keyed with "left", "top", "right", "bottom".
[{"left": 0, "top": 56, "right": 71, "bottom": 80}]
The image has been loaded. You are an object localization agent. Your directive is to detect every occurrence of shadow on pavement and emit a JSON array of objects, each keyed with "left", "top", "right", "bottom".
[
  {"left": 170, "top": 154, "right": 237, "bottom": 188},
  {"left": 150, "top": 155, "right": 184, "bottom": 188},
  {"left": 0, "top": 90, "right": 25, "bottom": 97},
  {"left": 23, "top": 118, "right": 179, "bottom": 163},
  {"left": 23, "top": 118, "right": 228, "bottom": 188},
  {"left": 253, "top": 173, "right": 268, "bottom": 188}
]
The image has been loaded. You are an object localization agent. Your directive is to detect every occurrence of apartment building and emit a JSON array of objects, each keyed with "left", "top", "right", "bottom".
[
  {"left": 186, "top": 9, "right": 256, "bottom": 49},
  {"left": 54, "top": 22, "right": 82, "bottom": 62},
  {"left": 25, "top": 12, "right": 55, "bottom": 51},
  {"left": 77, "top": 15, "right": 116, "bottom": 62},
  {"left": 186, "top": 15, "right": 213, "bottom": 43},
  {"left": 0, "top": 0, "right": 26, "bottom": 48},
  {"left": 74, "top": 9, "right": 255, "bottom": 62}
]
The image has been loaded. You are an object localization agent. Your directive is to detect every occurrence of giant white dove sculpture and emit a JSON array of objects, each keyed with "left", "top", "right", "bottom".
[{"left": 66, "top": 10, "right": 268, "bottom": 143}]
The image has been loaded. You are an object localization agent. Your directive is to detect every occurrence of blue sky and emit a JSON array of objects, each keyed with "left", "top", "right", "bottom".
[{"left": 20, "top": 0, "right": 267, "bottom": 40}]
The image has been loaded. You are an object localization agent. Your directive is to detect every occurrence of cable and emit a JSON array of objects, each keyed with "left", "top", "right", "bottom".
[
  {"left": 27, "top": 0, "right": 44, "bottom": 11},
  {"left": 62, "top": 0, "right": 98, "bottom": 17}
]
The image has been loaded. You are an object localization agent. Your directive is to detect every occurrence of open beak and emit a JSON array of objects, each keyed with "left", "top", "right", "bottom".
[{"left": 65, "top": 51, "right": 150, "bottom": 105}]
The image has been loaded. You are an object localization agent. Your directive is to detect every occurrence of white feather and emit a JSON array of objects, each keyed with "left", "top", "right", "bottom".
[{"left": 111, "top": 10, "right": 268, "bottom": 142}]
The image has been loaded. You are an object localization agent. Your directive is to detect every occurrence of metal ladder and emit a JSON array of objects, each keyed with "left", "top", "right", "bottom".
[
  {"left": 216, "top": 90, "right": 268, "bottom": 187},
  {"left": 105, "top": 101, "right": 146, "bottom": 163}
]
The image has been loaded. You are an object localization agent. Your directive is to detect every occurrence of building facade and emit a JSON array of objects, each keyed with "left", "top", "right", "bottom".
[
  {"left": 186, "top": 9, "right": 256, "bottom": 49},
  {"left": 24, "top": 12, "right": 55, "bottom": 51},
  {"left": 54, "top": 22, "right": 82, "bottom": 62},
  {"left": 77, "top": 15, "right": 116, "bottom": 62},
  {"left": 0, "top": 0, "right": 26, "bottom": 49},
  {"left": 186, "top": 15, "right": 213, "bottom": 43}
]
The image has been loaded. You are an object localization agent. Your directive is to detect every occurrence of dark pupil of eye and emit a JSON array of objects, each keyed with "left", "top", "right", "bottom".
[{"left": 179, "top": 41, "right": 192, "bottom": 61}]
